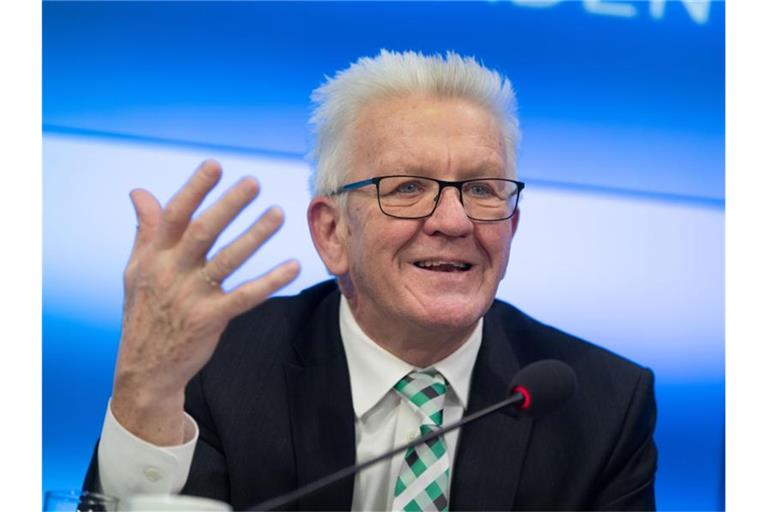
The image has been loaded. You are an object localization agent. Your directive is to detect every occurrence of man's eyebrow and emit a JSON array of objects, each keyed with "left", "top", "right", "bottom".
[
  {"left": 461, "top": 162, "right": 507, "bottom": 178},
  {"left": 375, "top": 163, "right": 432, "bottom": 176},
  {"left": 375, "top": 155, "right": 505, "bottom": 177}
]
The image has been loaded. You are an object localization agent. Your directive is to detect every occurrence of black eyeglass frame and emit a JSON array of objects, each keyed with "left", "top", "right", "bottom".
[{"left": 332, "top": 175, "right": 526, "bottom": 221}]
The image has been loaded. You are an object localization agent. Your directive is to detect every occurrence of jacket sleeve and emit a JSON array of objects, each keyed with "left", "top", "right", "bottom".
[
  {"left": 593, "top": 368, "right": 658, "bottom": 511},
  {"left": 178, "top": 371, "right": 232, "bottom": 503},
  {"left": 81, "top": 374, "right": 232, "bottom": 504}
]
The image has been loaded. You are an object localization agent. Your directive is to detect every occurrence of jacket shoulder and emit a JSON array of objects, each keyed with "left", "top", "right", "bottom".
[
  {"left": 487, "top": 301, "right": 657, "bottom": 509},
  {"left": 487, "top": 298, "right": 652, "bottom": 381}
]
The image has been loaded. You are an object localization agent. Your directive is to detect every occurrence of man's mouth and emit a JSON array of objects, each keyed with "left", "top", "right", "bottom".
[{"left": 414, "top": 260, "right": 473, "bottom": 272}]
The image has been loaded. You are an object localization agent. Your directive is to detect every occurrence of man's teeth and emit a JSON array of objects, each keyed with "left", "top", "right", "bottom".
[{"left": 415, "top": 261, "right": 471, "bottom": 271}]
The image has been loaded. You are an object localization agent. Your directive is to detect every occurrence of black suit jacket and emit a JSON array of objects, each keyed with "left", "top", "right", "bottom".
[{"left": 85, "top": 280, "right": 657, "bottom": 510}]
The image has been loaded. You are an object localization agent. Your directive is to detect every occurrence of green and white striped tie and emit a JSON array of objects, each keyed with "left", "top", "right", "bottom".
[{"left": 392, "top": 370, "right": 450, "bottom": 512}]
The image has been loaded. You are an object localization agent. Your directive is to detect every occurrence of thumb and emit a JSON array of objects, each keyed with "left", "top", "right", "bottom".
[{"left": 129, "top": 188, "right": 162, "bottom": 255}]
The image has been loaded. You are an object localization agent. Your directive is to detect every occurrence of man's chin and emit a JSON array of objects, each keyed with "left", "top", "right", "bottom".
[{"left": 408, "top": 300, "right": 487, "bottom": 332}]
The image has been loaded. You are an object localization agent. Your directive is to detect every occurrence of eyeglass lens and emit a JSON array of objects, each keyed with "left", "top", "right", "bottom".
[{"left": 377, "top": 176, "right": 519, "bottom": 220}]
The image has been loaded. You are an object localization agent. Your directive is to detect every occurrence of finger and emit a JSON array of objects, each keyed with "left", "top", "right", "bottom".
[
  {"left": 128, "top": 188, "right": 162, "bottom": 258},
  {"left": 155, "top": 160, "right": 223, "bottom": 249},
  {"left": 205, "top": 206, "right": 284, "bottom": 282},
  {"left": 218, "top": 260, "right": 300, "bottom": 318},
  {"left": 177, "top": 176, "right": 260, "bottom": 266}
]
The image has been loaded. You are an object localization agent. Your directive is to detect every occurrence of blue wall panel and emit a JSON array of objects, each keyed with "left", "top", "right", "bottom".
[{"left": 44, "top": 1, "right": 724, "bottom": 200}]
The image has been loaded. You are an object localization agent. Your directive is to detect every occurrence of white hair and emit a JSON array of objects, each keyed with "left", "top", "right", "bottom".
[{"left": 308, "top": 49, "right": 521, "bottom": 198}]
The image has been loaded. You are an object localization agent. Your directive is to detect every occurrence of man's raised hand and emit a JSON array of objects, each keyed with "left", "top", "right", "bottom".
[{"left": 111, "top": 160, "right": 300, "bottom": 445}]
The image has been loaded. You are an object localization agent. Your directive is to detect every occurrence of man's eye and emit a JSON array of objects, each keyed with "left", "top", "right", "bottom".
[
  {"left": 467, "top": 183, "right": 493, "bottom": 197},
  {"left": 395, "top": 181, "right": 423, "bottom": 194}
]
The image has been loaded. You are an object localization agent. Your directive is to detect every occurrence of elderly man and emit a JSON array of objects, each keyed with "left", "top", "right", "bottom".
[{"left": 85, "top": 51, "right": 657, "bottom": 511}]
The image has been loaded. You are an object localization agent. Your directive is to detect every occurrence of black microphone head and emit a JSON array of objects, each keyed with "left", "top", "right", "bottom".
[{"left": 509, "top": 359, "right": 577, "bottom": 419}]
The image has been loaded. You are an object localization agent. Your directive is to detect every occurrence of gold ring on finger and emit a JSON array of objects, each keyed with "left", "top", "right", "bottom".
[{"left": 200, "top": 267, "right": 220, "bottom": 288}]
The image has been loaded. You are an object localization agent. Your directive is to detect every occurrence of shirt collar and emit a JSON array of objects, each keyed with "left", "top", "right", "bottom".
[{"left": 339, "top": 295, "right": 483, "bottom": 420}]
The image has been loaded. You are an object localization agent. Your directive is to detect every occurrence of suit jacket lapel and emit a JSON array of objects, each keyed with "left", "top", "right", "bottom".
[
  {"left": 283, "top": 289, "right": 356, "bottom": 511},
  {"left": 450, "top": 306, "right": 533, "bottom": 511}
]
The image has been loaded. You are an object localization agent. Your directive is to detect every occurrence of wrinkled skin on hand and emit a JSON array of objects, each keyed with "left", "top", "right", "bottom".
[{"left": 111, "top": 160, "right": 300, "bottom": 445}]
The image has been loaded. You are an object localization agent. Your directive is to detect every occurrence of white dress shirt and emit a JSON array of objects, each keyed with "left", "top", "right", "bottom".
[{"left": 98, "top": 296, "right": 483, "bottom": 510}]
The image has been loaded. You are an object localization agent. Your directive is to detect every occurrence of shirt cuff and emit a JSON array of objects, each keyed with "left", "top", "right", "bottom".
[{"left": 97, "top": 398, "right": 199, "bottom": 500}]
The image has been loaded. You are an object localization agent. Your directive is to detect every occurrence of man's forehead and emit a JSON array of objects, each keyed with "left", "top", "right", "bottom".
[
  {"left": 349, "top": 95, "right": 507, "bottom": 178},
  {"left": 356, "top": 93, "right": 499, "bottom": 127}
]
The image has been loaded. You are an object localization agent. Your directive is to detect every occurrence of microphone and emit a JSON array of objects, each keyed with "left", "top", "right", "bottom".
[
  {"left": 509, "top": 358, "right": 578, "bottom": 419},
  {"left": 249, "top": 359, "right": 577, "bottom": 511}
]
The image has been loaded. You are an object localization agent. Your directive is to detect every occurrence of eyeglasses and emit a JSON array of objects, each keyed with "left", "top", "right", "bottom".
[{"left": 332, "top": 175, "right": 525, "bottom": 221}]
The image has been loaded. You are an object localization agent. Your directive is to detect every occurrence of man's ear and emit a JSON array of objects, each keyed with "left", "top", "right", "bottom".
[{"left": 307, "top": 196, "right": 349, "bottom": 276}]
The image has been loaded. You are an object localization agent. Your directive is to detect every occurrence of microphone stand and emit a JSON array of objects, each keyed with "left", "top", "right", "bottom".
[{"left": 249, "top": 392, "right": 524, "bottom": 511}]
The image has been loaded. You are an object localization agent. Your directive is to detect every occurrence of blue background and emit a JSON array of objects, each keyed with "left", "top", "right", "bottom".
[{"left": 43, "top": 1, "right": 724, "bottom": 510}]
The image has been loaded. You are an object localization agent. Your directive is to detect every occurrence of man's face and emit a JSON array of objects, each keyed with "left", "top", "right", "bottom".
[{"left": 338, "top": 94, "right": 517, "bottom": 339}]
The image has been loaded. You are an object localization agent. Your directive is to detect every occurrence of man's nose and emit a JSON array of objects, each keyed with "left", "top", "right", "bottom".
[{"left": 423, "top": 186, "right": 473, "bottom": 236}]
